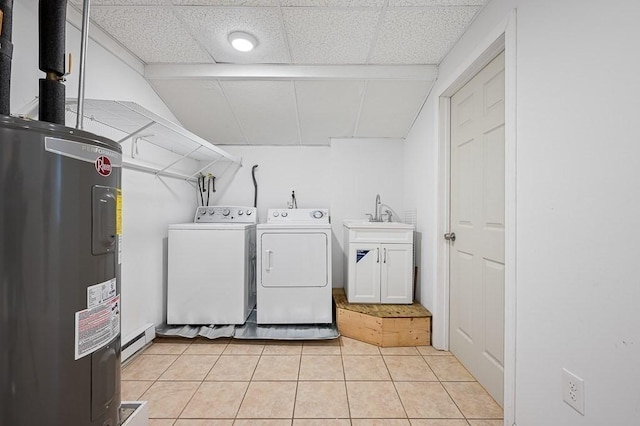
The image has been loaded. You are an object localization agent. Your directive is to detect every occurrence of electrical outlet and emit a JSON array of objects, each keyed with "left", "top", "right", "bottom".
[{"left": 562, "top": 368, "right": 585, "bottom": 415}]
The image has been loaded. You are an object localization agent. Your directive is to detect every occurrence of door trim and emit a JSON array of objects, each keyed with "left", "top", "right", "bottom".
[{"left": 434, "top": 9, "right": 517, "bottom": 425}]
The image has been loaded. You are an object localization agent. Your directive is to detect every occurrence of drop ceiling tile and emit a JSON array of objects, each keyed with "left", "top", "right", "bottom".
[
  {"left": 173, "top": 0, "right": 277, "bottom": 5},
  {"left": 90, "top": 7, "right": 212, "bottom": 63},
  {"left": 220, "top": 81, "right": 300, "bottom": 145},
  {"left": 369, "top": 7, "right": 481, "bottom": 64},
  {"left": 283, "top": 8, "right": 380, "bottom": 64},
  {"left": 356, "top": 80, "right": 431, "bottom": 138},
  {"left": 175, "top": 7, "right": 290, "bottom": 63},
  {"left": 389, "top": 0, "right": 485, "bottom": 5},
  {"left": 295, "top": 80, "right": 365, "bottom": 145},
  {"left": 281, "top": 0, "right": 383, "bottom": 6},
  {"left": 150, "top": 79, "right": 248, "bottom": 144}
]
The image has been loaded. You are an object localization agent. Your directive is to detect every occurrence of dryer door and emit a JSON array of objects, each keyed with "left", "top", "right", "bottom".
[{"left": 260, "top": 232, "right": 328, "bottom": 287}]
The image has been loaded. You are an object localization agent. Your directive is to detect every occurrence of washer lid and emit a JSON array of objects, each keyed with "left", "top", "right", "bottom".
[{"left": 169, "top": 223, "right": 255, "bottom": 230}]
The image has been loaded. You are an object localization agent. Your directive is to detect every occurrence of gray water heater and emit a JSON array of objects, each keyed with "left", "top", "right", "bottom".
[{"left": 0, "top": 116, "right": 122, "bottom": 425}]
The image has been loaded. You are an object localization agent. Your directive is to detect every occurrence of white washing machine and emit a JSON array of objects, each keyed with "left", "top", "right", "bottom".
[
  {"left": 256, "top": 208, "right": 332, "bottom": 324},
  {"left": 167, "top": 206, "right": 257, "bottom": 325}
]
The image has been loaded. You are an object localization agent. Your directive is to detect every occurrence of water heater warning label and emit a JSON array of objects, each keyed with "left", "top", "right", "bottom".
[
  {"left": 74, "top": 295, "right": 120, "bottom": 360},
  {"left": 87, "top": 278, "right": 117, "bottom": 308}
]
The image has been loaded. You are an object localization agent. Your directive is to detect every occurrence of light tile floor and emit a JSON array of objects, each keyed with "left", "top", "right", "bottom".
[{"left": 122, "top": 337, "right": 503, "bottom": 426}]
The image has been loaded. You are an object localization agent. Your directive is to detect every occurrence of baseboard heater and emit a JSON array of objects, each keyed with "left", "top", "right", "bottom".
[
  {"left": 120, "top": 402, "right": 148, "bottom": 426},
  {"left": 122, "top": 323, "right": 155, "bottom": 362}
]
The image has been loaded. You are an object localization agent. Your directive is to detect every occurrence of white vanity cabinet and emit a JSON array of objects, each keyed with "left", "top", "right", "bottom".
[{"left": 343, "top": 221, "right": 414, "bottom": 304}]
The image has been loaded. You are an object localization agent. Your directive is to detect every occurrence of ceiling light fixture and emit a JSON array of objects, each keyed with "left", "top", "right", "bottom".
[{"left": 228, "top": 31, "right": 257, "bottom": 52}]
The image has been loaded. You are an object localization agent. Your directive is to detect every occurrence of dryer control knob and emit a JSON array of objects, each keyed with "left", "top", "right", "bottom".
[
  {"left": 246, "top": 210, "right": 253, "bottom": 215},
  {"left": 273, "top": 211, "right": 280, "bottom": 217},
  {"left": 238, "top": 210, "right": 244, "bottom": 215},
  {"left": 208, "top": 208, "right": 214, "bottom": 215},
  {"left": 222, "top": 208, "right": 230, "bottom": 216},
  {"left": 312, "top": 210, "right": 324, "bottom": 219},
  {"left": 281, "top": 212, "right": 288, "bottom": 217}
]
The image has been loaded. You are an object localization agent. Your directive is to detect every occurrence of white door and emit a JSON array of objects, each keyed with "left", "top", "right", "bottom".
[
  {"left": 449, "top": 51, "right": 505, "bottom": 405},
  {"left": 348, "top": 243, "right": 381, "bottom": 303},
  {"left": 380, "top": 244, "right": 413, "bottom": 303},
  {"left": 260, "top": 232, "right": 328, "bottom": 288}
]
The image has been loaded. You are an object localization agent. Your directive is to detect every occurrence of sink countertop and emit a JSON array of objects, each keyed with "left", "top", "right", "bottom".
[{"left": 343, "top": 220, "right": 414, "bottom": 230}]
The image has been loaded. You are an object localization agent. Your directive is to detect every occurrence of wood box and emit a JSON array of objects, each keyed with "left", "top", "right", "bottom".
[{"left": 333, "top": 289, "right": 431, "bottom": 347}]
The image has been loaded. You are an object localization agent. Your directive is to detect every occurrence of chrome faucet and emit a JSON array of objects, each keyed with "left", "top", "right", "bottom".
[{"left": 373, "top": 194, "right": 381, "bottom": 222}]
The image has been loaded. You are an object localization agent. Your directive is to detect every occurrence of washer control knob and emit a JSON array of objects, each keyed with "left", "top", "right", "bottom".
[
  {"left": 312, "top": 210, "right": 324, "bottom": 219},
  {"left": 273, "top": 211, "right": 280, "bottom": 217},
  {"left": 281, "top": 211, "right": 288, "bottom": 217},
  {"left": 208, "top": 208, "right": 214, "bottom": 215},
  {"left": 222, "top": 208, "right": 230, "bottom": 216},
  {"left": 246, "top": 210, "right": 253, "bottom": 215},
  {"left": 238, "top": 210, "right": 244, "bottom": 215}
]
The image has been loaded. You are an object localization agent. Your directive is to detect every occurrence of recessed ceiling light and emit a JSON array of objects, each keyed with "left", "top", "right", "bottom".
[{"left": 228, "top": 31, "right": 257, "bottom": 52}]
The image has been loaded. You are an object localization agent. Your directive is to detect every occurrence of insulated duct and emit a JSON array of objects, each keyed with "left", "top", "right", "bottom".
[
  {"left": 0, "top": 0, "right": 14, "bottom": 116},
  {"left": 38, "top": 0, "right": 67, "bottom": 124}
]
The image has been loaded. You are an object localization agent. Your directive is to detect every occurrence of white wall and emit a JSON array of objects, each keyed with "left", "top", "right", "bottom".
[
  {"left": 217, "top": 140, "right": 405, "bottom": 286},
  {"left": 11, "top": 0, "right": 195, "bottom": 341},
  {"left": 330, "top": 138, "right": 405, "bottom": 286},
  {"left": 404, "top": 0, "right": 640, "bottom": 424},
  {"left": 11, "top": 0, "right": 175, "bottom": 118},
  {"left": 211, "top": 145, "right": 332, "bottom": 222},
  {"left": 120, "top": 171, "right": 194, "bottom": 338}
]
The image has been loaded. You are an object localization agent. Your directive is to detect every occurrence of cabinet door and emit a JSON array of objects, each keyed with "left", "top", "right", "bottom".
[
  {"left": 347, "top": 243, "right": 381, "bottom": 303},
  {"left": 380, "top": 244, "right": 413, "bottom": 304}
]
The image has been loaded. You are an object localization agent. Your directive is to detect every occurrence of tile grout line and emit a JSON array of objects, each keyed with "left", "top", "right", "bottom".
[
  {"left": 179, "top": 343, "right": 225, "bottom": 417},
  {"left": 232, "top": 341, "right": 265, "bottom": 422},
  {"left": 261, "top": 346, "right": 305, "bottom": 421},
  {"left": 382, "top": 352, "right": 411, "bottom": 421},
  {"left": 161, "top": 341, "right": 203, "bottom": 422},
  {"left": 290, "top": 349, "right": 302, "bottom": 422},
  {"left": 338, "top": 337, "right": 354, "bottom": 421},
  {"left": 429, "top": 350, "right": 477, "bottom": 422}
]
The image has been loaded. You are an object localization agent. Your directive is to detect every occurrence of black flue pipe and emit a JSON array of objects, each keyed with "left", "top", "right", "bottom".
[
  {"left": 0, "top": 0, "right": 14, "bottom": 116},
  {"left": 38, "top": 0, "right": 67, "bottom": 124}
]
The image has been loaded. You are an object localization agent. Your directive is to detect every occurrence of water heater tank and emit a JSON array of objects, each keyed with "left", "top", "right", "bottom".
[{"left": 0, "top": 116, "right": 122, "bottom": 426}]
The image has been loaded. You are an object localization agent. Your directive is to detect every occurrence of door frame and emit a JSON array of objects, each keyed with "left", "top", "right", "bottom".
[{"left": 434, "top": 9, "right": 518, "bottom": 425}]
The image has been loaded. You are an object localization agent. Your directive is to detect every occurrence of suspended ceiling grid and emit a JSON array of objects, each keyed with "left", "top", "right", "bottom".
[{"left": 69, "top": 0, "right": 487, "bottom": 145}]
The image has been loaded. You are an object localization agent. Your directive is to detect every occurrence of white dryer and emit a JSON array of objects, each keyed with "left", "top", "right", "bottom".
[
  {"left": 167, "top": 206, "right": 257, "bottom": 325},
  {"left": 256, "top": 208, "right": 332, "bottom": 324}
]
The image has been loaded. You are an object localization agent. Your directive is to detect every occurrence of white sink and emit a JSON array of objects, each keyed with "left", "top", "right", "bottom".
[{"left": 343, "top": 220, "right": 414, "bottom": 230}]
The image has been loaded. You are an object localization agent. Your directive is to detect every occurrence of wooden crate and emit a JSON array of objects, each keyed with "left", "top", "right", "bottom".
[{"left": 333, "top": 289, "right": 431, "bottom": 347}]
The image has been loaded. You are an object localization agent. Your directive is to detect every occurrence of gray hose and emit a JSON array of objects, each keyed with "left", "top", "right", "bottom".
[{"left": 251, "top": 165, "right": 258, "bottom": 208}]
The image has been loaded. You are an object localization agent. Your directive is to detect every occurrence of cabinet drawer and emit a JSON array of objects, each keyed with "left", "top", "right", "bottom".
[{"left": 346, "top": 228, "right": 413, "bottom": 244}]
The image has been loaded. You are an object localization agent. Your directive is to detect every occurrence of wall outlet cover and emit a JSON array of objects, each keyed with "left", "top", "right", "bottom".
[{"left": 562, "top": 368, "right": 585, "bottom": 415}]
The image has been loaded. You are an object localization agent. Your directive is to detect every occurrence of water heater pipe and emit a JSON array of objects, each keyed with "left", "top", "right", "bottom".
[
  {"left": 0, "top": 0, "right": 14, "bottom": 116},
  {"left": 0, "top": 0, "right": 13, "bottom": 115},
  {"left": 76, "top": 0, "right": 91, "bottom": 129},
  {"left": 38, "top": 0, "right": 67, "bottom": 124}
]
